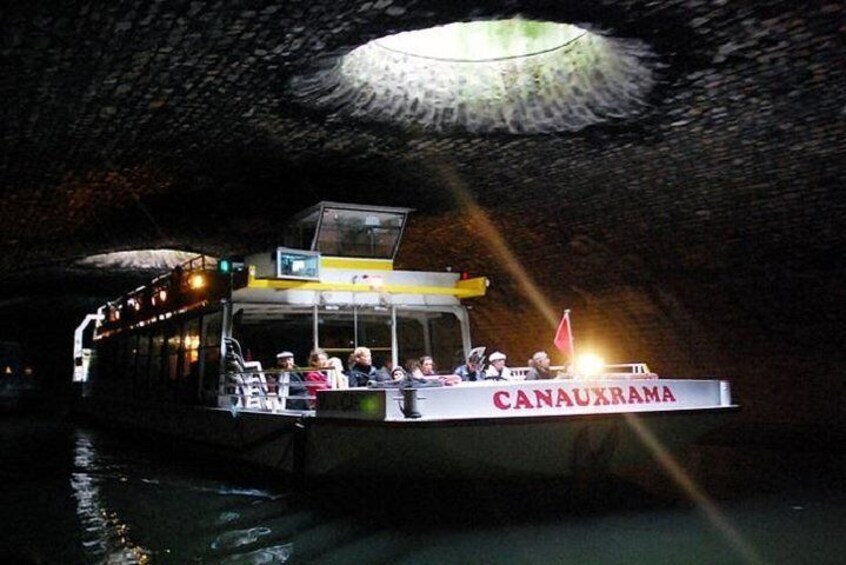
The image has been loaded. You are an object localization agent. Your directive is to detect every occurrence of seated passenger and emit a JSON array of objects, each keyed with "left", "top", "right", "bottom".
[
  {"left": 390, "top": 366, "right": 407, "bottom": 382},
  {"left": 525, "top": 351, "right": 554, "bottom": 380},
  {"left": 274, "top": 350, "right": 296, "bottom": 393},
  {"left": 326, "top": 356, "right": 349, "bottom": 389},
  {"left": 276, "top": 350, "right": 308, "bottom": 410},
  {"left": 453, "top": 348, "right": 486, "bottom": 382},
  {"left": 276, "top": 350, "right": 295, "bottom": 371},
  {"left": 304, "top": 348, "right": 331, "bottom": 407},
  {"left": 347, "top": 346, "right": 388, "bottom": 387},
  {"left": 484, "top": 351, "right": 513, "bottom": 380},
  {"left": 417, "top": 355, "right": 436, "bottom": 378},
  {"left": 408, "top": 355, "right": 459, "bottom": 386},
  {"left": 405, "top": 358, "right": 421, "bottom": 378}
]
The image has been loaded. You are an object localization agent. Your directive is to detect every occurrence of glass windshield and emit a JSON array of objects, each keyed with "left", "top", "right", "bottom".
[
  {"left": 315, "top": 207, "right": 405, "bottom": 259},
  {"left": 284, "top": 210, "right": 319, "bottom": 250}
]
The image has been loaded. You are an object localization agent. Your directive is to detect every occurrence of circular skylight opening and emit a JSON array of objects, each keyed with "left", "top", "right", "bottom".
[
  {"left": 373, "top": 20, "right": 587, "bottom": 62},
  {"left": 290, "top": 18, "right": 657, "bottom": 135}
]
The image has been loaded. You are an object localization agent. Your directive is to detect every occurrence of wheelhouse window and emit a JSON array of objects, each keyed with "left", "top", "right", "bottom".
[
  {"left": 316, "top": 207, "right": 405, "bottom": 259},
  {"left": 283, "top": 202, "right": 411, "bottom": 258},
  {"left": 283, "top": 213, "right": 319, "bottom": 251}
]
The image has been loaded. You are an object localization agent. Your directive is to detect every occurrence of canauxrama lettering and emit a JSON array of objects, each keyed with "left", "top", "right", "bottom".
[{"left": 492, "top": 385, "right": 677, "bottom": 410}]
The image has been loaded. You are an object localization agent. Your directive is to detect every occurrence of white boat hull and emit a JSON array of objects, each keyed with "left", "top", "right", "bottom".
[
  {"left": 305, "top": 408, "right": 734, "bottom": 479},
  {"left": 74, "top": 394, "right": 735, "bottom": 480}
]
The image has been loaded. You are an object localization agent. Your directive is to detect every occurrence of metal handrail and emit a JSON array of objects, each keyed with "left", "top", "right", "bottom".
[
  {"left": 220, "top": 368, "right": 346, "bottom": 413},
  {"left": 491, "top": 363, "right": 657, "bottom": 380},
  {"left": 219, "top": 362, "right": 660, "bottom": 414}
]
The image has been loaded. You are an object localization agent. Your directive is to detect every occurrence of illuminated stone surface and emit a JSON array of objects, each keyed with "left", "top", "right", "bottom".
[
  {"left": 76, "top": 250, "right": 199, "bottom": 270},
  {"left": 291, "top": 20, "right": 656, "bottom": 133}
]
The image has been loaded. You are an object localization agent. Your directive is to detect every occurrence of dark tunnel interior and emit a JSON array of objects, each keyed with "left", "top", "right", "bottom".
[{"left": 1, "top": 1, "right": 844, "bottom": 442}]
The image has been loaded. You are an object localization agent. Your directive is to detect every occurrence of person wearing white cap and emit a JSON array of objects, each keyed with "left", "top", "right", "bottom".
[
  {"left": 275, "top": 350, "right": 308, "bottom": 409},
  {"left": 484, "top": 351, "right": 513, "bottom": 381},
  {"left": 276, "top": 351, "right": 295, "bottom": 369}
]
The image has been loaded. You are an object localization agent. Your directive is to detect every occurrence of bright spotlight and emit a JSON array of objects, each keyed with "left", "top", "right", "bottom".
[{"left": 576, "top": 352, "right": 605, "bottom": 377}]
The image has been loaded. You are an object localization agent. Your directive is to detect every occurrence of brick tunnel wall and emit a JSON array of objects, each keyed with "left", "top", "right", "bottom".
[{"left": 400, "top": 207, "right": 845, "bottom": 431}]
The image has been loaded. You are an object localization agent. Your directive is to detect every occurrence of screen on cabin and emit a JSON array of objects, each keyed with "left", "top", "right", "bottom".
[{"left": 277, "top": 249, "right": 320, "bottom": 280}]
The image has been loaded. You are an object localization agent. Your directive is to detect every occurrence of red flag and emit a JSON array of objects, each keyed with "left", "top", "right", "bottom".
[{"left": 553, "top": 310, "right": 575, "bottom": 359}]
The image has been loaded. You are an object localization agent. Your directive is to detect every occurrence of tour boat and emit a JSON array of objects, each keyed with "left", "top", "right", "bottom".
[{"left": 72, "top": 201, "right": 737, "bottom": 479}]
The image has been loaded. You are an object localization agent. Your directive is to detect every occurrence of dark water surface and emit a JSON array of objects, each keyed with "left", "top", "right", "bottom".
[{"left": 1, "top": 416, "right": 843, "bottom": 564}]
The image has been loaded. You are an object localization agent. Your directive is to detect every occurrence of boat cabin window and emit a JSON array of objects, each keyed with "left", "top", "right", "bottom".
[
  {"left": 283, "top": 203, "right": 409, "bottom": 259},
  {"left": 396, "top": 314, "right": 464, "bottom": 373},
  {"left": 232, "top": 306, "right": 465, "bottom": 375},
  {"left": 90, "top": 310, "right": 223, "bottom": 406},
  {"left": 319, "top": 310, "right": 392, "bottom": 367},
  {"left": 283, "top": 212, "right": 319, "bottom": 250},
  {"left": 315, "top": 207, "right": 405, "bottom": 259}
]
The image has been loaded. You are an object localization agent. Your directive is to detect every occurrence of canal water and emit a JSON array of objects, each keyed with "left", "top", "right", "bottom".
[{"left": 0, "top": 416, "right": 843, "bottom": 564}]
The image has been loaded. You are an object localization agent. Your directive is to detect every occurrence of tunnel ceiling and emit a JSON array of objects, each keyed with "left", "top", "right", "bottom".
[{"left": 1, "top": 1, "right": 845, "bottom": 390}]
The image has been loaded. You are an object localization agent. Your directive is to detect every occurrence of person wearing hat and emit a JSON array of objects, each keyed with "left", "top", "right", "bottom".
[
  {"left": 484, "top": 351, "right": 513, "bottom": 381},
  {"left": 526, "top": 351, "right": 554, "bottom": 380},
  {"left": 390, "top": 366, "right": 408, "bottom": 382},
  {"left": 275, "top": 350, "right": 308, "bottom": 409},
  {"left": 276, "top": 351, "right": 295, "bottom": 370},
  {"left": 453, "top": 347, "right": 486, "bottom": 382},
  {"left": 268, "top": 351, "right": 294, "bottom": 394}
]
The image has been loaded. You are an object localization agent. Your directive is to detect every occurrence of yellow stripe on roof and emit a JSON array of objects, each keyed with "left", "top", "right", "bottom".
[
  {"left": 320, "top": 257, "right": 394, "bottom": 271},
  {"left": 247, "top": 274, "right": 488, "bottom": 299}
]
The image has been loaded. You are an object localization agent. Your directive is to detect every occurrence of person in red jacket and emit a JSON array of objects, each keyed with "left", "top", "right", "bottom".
[{"left": 304, "top": 348, "right": 331, "bottom": 407}]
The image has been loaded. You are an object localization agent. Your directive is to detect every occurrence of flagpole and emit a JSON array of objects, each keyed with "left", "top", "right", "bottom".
[
  {"left": 553, "top": 308, "right": 576, "bottom": 373},
  {"left": 564, "top": 308, "right": 575, "bottom": 361}
]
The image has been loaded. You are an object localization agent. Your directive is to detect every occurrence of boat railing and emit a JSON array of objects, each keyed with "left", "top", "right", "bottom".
[
  {"left": 221, "top": 367, "right": 346, "bottom": 413},
  {"left": 594, "top": 363, "right": 658, "bottom": 379},
  {"left": 506, "top": 367, "right": 531, "bottom": 380},
  {"left": 220, "top": 362, "right": 659, "bottom": 413},
  {"left": 504, "top": 366, "right": 570, "bottom": 380},
  {"left": 506, "top": 363, "right": 657, "bottom": 380}
]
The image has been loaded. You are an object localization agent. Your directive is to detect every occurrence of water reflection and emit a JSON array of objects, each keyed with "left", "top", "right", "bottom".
[
  {"left": 218, "top": 544, "right": 295, "bottom": 564},
  {"left": 71, "top": 430, "right": 153, "bottom": 563},
  {"left": 1, "top": 418, "right": 844, "bottom": 564},
  {"left": 68, "top": 427, "right": 294, "bottom": 563}
]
